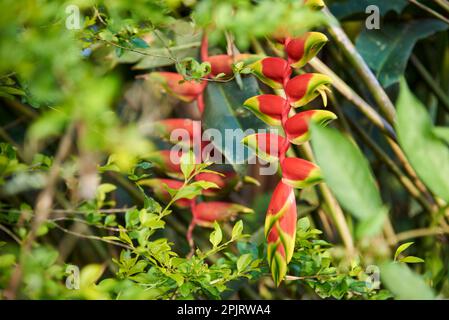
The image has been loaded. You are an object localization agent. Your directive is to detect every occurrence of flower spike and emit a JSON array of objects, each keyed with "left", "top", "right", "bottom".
[
  {"left": 265, "top": 181, "right": 297, "bottom": 286},
  {"left": 284, "top": 110, "right": 337, "bottom": 144},
  {"left": 281, "top": 157, "right": 323, "bottom": 189},
  {"left": 243, "top": 94, "right": 286, "bottom": 126},
  {"left": 249, "top": 57, "right": 291, "bottom": 89},
  {"left": 242, "top": 133, "right": 288, "bottom": 162},
  {"left": 150, "top": 72, "right": 206, "bottom": 102},
  {"left": 192, "top": 202, "right": 254, "bottom": 227},
  {"left": 285, "top": 73, "right": 332, "bottom": 108},
  {"left": 286, "top": 32, "right": 328, "bottom": 69}
]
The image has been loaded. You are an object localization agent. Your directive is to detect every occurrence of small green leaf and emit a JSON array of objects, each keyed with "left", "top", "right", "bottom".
[
  {"left": 394, "top": 242, "right": 414, "bottom": 261},
  {"left": 237, "top": 253, "right": 253, "bottom": 272},
  {"left": 209, "top": 222, "right": 223, "bottom": 247},
  {"left": 180, "top": 151, "right": 195, "bottom": 180},
  {"left": 399, "top": 256, "right": 425, "bottom": 264},
  {"left": 80, "top": 264, "right": 104, "bottom": 288},
  {"left": 231, "top": 220, "right": 244, "bottom": 239}
]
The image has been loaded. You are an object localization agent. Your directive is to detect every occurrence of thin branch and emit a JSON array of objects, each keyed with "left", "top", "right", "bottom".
[
  {"left": 0, "top": 224, "right": 21, "bottom": 245},
  {"left": 396, "top": 227, "right": 449, "bottom": 242},
  {"left": 409, "top": 0, "right": 449, "bottom": 25}
]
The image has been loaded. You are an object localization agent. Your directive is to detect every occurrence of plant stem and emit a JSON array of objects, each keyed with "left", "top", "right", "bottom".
[
  {"left": 408, "top": 0, "right": 449, "bottom": 25},
  {"left": 309, "top": 58, "right": 396, "bottom": 139},
  {"left": 411, "top": 54, "right": 449, "bottom": 113},
  {"left": 324, "top": 8, "right": 397, "bottom": 124}
]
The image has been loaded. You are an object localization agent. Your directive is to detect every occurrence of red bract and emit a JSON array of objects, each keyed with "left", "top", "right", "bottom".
[
  {"left": 150, "top": 72, "right": 206, "bottom": 102},
  {"left": 138, "top": 178, "right": 191, "bottom": 208},
  {"left": 286, "top": 32, "right": 328, "bottom": 68},
  {"left": 250, "top": 57, "right": 291, "bottom": 89},
  {"left": 195, "top": 172, "right": 237, "bottom": 196},
  {"left": 242, "top": 133, "right": 288, "bottom": 162},
  {"left": 206, "top": 54, "right": 252, "bottom": 76},
  {"left": 192, "top": 201, "right": 253, "bottom": 227},
  {"left": 265, "top": 181, "right": 297, "bottom": 286},
  {"left": 281, "top": 157, "right": 322, "bottom": 189},
  {"left": 153, "top": 118, "right": 201, "bottom": 144},
  {"left": 243, "top": 94, "right": 286, "bottom": 126},
  {"left": 285, "top": 73, "right": 332, "bottom": 107},
  {"left": 284, "top": 110, "right": 337, "bottom": 144},
  {"left": 145, "top": 150, "right": 182, "bottom": 179}
]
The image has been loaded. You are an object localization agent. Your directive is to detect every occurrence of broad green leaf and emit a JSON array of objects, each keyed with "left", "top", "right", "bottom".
[
  {"left": 330, "top": 0, "right": 407, "bottom": 19},
  {"left": 399, "top": 256, "right": 424, "bottom": 264},
  {"left": 231, "top": 220, "right": 244, "bottom": 239},
  {"left": 396, "top": 78, "right": 449, "bottom": 202},
  {"left": 237, "top": 253, "right": 253, "bottom": 272},
  {"left": 80, "top": 264, "right": 104, "bottom": 288},
  {"left": 356, "top": 20, "right": 448, "bottom": 87},
  {"left": 209, "top": 222, "right": 223, "bottom": 247},
  {"left": 180, "top": 151, "right": 195, "bottom": 180},
  {"left": 380, "top": 262, "right": 435, "bottom": 300},
  {"left": 394, "top": 242, "right": 414, "bottom": 261},
  {"left": 203, "top": 76, "right": 268, "bottom": 176},
  {"left": 311, "top": 124, "right": 386, "bottom": 238},
  {"left": 433, "top": 127, "right": 449, "bottom": 145}
]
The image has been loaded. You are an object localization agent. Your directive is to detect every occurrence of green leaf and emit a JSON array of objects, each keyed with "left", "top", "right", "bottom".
[
  {"left": 399, "top": 256, "right": 424, "bottom": 264},
  {"left": 380, "top": 262, "right": 435, "bottom": 299},
  {"left": 311, "top": 124, "right": 386, "bottom": 238},
  {"left": 329, "top": 0, "right": 407, "bottom": 19},
  {"left": 433, "top": 127, "right": 449, "bottom": 145},
  {"left": 209, "top": 222, "right": 223, "bottom": 247},
  {"left": 356, "top": 20, "right": 448, "bottom": 87},
  {"left": 202, "top": 76, "right": 268, "bottom": 176},
  {"left": 231, "top": 220, "right": 244, "bottom": 239},
  {"left": 396, "top": 78, "right": 449, "bottom": 202},
  {"left": 130, "top": 37, "right": 150, "bottom": 49},
  {"left": 394, "top": 242, "right": 414, "bottom": 261},
  {"left": 237, "top": 253, "right": 253, "bottom": 273},
  {"left": 180, "top": 150, "right": 195, "bottom": 180},
  {"left": 80, "top": 264, "right": 104, "bottom": 288}
]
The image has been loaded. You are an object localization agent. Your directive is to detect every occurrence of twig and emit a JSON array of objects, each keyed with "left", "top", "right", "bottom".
[
  {"left": 0, "top": 224, "right": 21, "bottom": 245},
  {"left": 396, "top": 227, "right": 449, "bottom": 241},
  {"left": 408, "top": 0, "right": 449, "bottom": 25},
  {"left": 411, "top": 54, "right": 449, "bottom": 113},
  {"left": 324, "top": 8, "right": 397, "bottom": 124}
]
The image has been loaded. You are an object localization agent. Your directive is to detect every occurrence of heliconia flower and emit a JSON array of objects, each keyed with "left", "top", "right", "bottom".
[
  {"left": 153, "top": 118, "right": 201, "bottom": 144},
  {"left": 145, "top": 150, "right": 182, "bottom": 179},
  {"left": 249, "top": 57, "right": 292, "bottom": 89},
  {"left": 242, "top": 133, "right": 288, "bottom": 162},
  {"left": 285, "top": 73, "right": 332, "bottom": 107},
  {"left": 304, "top": 0, "right": 325, "bottom": 10},
  {"left": 138, "top": 178, "right": 191, "bottom": 208},
  {"left": 243, "top": 95, "right": 286, "bottom": 126},
  {"left": 281, "top": 157, "right": 322, "bottom": 189},
  {"left": 150, "top": 72, "right": 206, "bottom": 102},
  {"left": 192, "top": 201, "right": 254, "bottom": 227},
  {"left": 286, "top": 32, "right": 328, "bottom": 68},
  {"left": 206, "top": 54, "right": 253, "bottom": 76},
  {"left": 284, "top": 110, "right": 337, "bottom": 144},
  {"left": 194, "top": 172, "right": 237, "bottom": 196},
  {"left": 265, "top": 181, "right": 297, "bottom": 286}
]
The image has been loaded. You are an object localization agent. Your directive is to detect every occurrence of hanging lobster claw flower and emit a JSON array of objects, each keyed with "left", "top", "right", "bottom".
[
  {"left": 242, "top": 133, "right": 288, "bottom": 162},
  {"left": 249, "top": 57, "right": 291, "bottom": 89},
  {"left": 150, "top": 72, "right": 206, "bottom": 102},
  {"left": 153, "top": 118, "right": 201, "bottom": 144},
  {"left": 206, "top": 54, "right": 253, "bottom": 76},
  {"left": 144, "top": 150, "right": 182, "bottom": 179},
  {"left": 265, "top": 181, "right": 297, "bottom": 286},
  {"left": 285, "top": 73, "right": 332, "bottom": 107},
  {"left": 286, "top": 32, "right": 328, "bottom": 68},
  {"left": 284, "top": 110, "right": 337, "bottom": 144},
  {"left": 138, "top": 178, "right": 191, "bottom": 208},
  {"left": 281, "top": 157, "right": 322, "bottom": 189},
  {"left": 304, "top": 0, "right": 325, "bottom": 10},
  {"left": 243, "top": 95, "right": 286, "bottom": 126},
  {"left": 192, "top": 201, "right": 254, "bottom": 227},
  {"left": 195, "top": 172, "right": 237, "bottom": 196}
]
